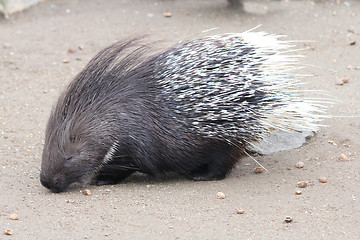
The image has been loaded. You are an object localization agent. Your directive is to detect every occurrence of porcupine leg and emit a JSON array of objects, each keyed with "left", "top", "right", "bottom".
[
  {"left": 190, "top": 141, "right": 241, "bottom": 181},
  {"left": 93, "top": 168, "right": 135, "bottom": 185},
  {"left": 92, "top": 157, "right": 137, "bottom": 185}
]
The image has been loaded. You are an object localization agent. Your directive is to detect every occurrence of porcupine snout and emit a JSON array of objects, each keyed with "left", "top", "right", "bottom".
[{"left": 40, "top": 173, "right": 68, "bottom": 193}]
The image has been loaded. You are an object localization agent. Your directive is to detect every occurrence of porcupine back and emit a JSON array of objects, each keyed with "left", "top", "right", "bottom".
[{"left": 151, "top": 32, "right": 324, "bottom": 147}]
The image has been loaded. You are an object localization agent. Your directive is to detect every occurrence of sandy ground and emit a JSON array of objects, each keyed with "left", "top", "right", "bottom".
[{"left": 1, "top": 0, "right": 360, "bottom": 239}]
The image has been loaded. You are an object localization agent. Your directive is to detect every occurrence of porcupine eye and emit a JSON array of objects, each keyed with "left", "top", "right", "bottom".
[{"left": 64, "top": 156, "right": 75, "bottom": 167}]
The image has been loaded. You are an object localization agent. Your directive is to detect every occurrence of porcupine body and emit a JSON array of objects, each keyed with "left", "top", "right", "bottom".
[{"left": 40, "top": 32, "right": 324, "bottom": 193}]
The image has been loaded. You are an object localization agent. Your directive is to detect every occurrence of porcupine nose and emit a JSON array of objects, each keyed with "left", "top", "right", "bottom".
[{"left": 40, "top": 174, "right": 66, "bottom": 193}]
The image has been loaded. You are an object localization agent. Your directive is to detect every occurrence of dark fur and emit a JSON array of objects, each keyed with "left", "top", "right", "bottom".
[{"left": 40, "top": 38, "right": 242, "bottom": 193}]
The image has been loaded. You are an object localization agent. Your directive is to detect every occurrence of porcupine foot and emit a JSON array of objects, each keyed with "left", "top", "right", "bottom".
[
  {"left": 92, "top": 162, "right": 136, "bottom": 185},
  {"left": 91, "top": 171, "right": 134, "bottom": 186},
  {"left": 190, "top": 141, "right": 240, "bottom": 181},
  {"left": 92, "top": 170, "right": 135, "bottom": 185}
]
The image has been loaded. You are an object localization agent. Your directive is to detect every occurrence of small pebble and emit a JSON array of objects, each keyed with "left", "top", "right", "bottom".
[
  {"left": 284, "top": 216, "right": 293, "bottom": 223},
  {"left": 295, "top": 161, "right": 304, "bottom": 168},
  {"left": 9, "top": 214, "right": 18, "bottom": 220},
  {"left": 63, "top": 58, "right": 70, "bottom": 63},
  {"left": 78, "top": 45, "right": 84, "bottom": 50},
  {"left": 341, "top": 77, "right": 349, "bottom": 83},
  {"left": 163, "top": 11, "right": 172, "bottom": 17},
  {"left": 319, "top": 177, "right": 327, "bottom": 183},
  {"left": 68, "top": 48, "right": 75, "bottom": 53},
  {"left": 335, "top": 79, "right": 344, "bottom": 85},
  {"left": 82, "top": 189, "right": 92, "bottom": 195},
  {"left": 101, "top": 188, "right": 111, "bottom": 195},
  {"left": 236, "top": 208, "right": 244, "bottom": 214},
  {"left": 216, "top": 192, "right": 225, "bottom": 199},
  {"left": 339, "top": 153, "right": 348, "bottom": 161},
  {"left": 3, "top": 42, "right": 11, "bottom": 48},
  {"left": 253, "top": 167, "right": 264, "bottom": 173},
  {"left": 4, "top": 229, "right": 13, "bottom": 235},
  {"left": 295, "top": 190, "right": 302, "bottom": 195},
  {"left": 297, "top": 181, "right": 308, "bottom": 188}
]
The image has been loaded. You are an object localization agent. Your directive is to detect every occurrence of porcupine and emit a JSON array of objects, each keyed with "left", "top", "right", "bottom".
[{"left": 40, "top": 31, "right": 324, "bottom": 193}]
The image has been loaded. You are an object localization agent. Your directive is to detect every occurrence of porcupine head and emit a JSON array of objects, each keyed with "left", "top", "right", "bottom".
[
  {"left": 40, "top": 40, "right": 139, "bottom": 193},
  {"left": 40, "top": 32, "right": 326, "bottom": 193}
]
